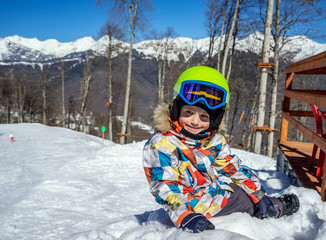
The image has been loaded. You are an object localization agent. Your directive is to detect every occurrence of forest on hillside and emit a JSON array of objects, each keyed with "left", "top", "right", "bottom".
[{"left": 1, "top": 0, "right": 325, "bottom": 158}]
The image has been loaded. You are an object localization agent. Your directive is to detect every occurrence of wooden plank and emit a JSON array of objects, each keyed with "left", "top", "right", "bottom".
[
  {"left": 255, "top": 62, "right": 276, "bottom": 68},
  {"left": 285, "top": 72, "right": 294, "bottom": 90},
  {"left": 280, "top": 72, "right": 294, "bottom": 143},
  {"left": 116, "top": 133, "right": 130, "bottom": 137},
  {"left": 322, "top": 162, "right": 326, "bottom": 200},
  {"left": 283, "top": 90, "right": 326, "bottom": 108},
  {"left": 251, "top": 125, "right": 270, "bottom": 131},
  {"left": 278, "top": 141, "right": 321, "bottom": 193},
  {"left": 293, "top": 90, "right": 326, "bottom": 95},
  {"left": 280, "top": 118, "right": 289, "bottom": 142},
  {"left": 287, "top": 110, "right": 314, "bottom": 117},
  {"left": 282, "top": 72, "right": 294, "bottom": 120},
  {"left": 286, "top": 51, "right": 326, "bottom": 74},
  {"left": 282, "top": 112, "right": 326, "bottom": 152}
]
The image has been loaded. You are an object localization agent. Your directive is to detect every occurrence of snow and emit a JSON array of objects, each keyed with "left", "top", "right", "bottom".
[
  {"left": 1, "top": 123, "right": 326, "bottom": 240},
  {"left": 116, "top": 116, "right": 154, "bottom": 134},
  {"left": 1, "top": 32, "right": 326, "bottom": 63},
  {"left": 1, "top": 35, "right": 98, "bottom": 58}
]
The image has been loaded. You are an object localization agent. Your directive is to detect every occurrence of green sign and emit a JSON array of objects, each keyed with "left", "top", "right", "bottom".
[{"left": 101, "top": 126, "right": 106, "bottom": 132}]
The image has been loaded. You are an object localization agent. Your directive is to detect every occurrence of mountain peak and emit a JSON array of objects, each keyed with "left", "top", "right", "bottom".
[{"left": 0, "top": 33, "right": 325, "bottom": 64}]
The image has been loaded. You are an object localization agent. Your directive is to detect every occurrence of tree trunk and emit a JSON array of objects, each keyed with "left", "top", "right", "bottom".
[
  {"left": 18, "top": 85, "right": 25, "bottom": 123},
  {"left": 226, "top": 10, "right": 239, "bottom": 82},
  {"left": 246, "top": 67, "right": 260, "bottom": 151},
  {"left": 157, "top": 57, "right": 163, "bottom": 104},
  {"left": 80, "top": 58, "right": 92, "bottom": 132},
  {"left": 107, "top": 36, "right": 113, "bottom": 141},
  {"left": 254, "top": 0, "right": 275, "bottom": 154},
  {"left": 7, "top": 105, "right": 11, "bottom": 124},
  {"left": 80, "top": 75, "right": 91, "bottom": 132},
  {"left": 120, "top": 0, "right": 138, "bottom": 144},
  {"left": 217, "top": 0, "right": 228, "bottom": 72},
  {"left": 221, "top": 0, "right": 239, "bottom": 77},
  {"left": 267, "top": 0, "right": 280, "bottom": 158},
  {"left": 40, "top": 66, "right": 47, "bottom": 125},
  {"left": 82, "top": 107, "right": 87, "bottom": 133},
  {"left": 29, "top": 104, "right": 32, "bottom": 123},
  {"left": 161, "top": 52, "right": 167, "bottom": 102},
  {"left": 222, "top": 1, "right": 240, "bottom": 133},
  {"left": 61, "top": 60, "right": 65, "bottom": 128},
  {"left": 120, "top": 27, "right": 134, "bottom": 144},
  {"left": 206, "top": 0, "right": 218, "bottom": 66}
]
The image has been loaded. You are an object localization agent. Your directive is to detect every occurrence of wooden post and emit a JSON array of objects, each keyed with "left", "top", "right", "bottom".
[
  {"left": 280, "top": 118, "right": 288, "bottom": 142},
  {"left": 321, "top": 160, "right": 326, "bottom": 200},
  {"left": 280, "top": 72, "right": 294, "bottom": 143},
  {"left": 283, "top": 72, "right": 294, "bottom": 110}
]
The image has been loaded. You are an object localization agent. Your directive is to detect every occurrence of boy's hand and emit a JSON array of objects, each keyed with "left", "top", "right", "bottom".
[
  {"left": 257, "top": 195, "right": 277, "bottom": 218},
  {"left": 181, "top": 213, "right": 215, "bottom": 233}
]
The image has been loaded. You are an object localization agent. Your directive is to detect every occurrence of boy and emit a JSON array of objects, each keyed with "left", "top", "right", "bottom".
[{"left": 142, "top": 66, "right": 299, "bottom": 233}]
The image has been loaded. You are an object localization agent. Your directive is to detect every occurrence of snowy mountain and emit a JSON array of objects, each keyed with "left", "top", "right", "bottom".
[
  {"left": 1, "top": 123, "right": 326, "bottom": 240},
  {"left": 1, "top": 33, "right": 326, "bottom": 65}
]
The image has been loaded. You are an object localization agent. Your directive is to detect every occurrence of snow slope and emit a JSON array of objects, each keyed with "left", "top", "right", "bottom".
[{"left": 1, "top": 123, "right": 326, "bottom": 240}]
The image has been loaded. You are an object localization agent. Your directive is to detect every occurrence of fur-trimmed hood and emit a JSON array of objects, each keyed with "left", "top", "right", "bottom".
[
  {"left": 153, "top": 103, "right": 172, "bottom": 134},
  {"left": 152, "top": 103, "right": 226, "bottom": 135}
]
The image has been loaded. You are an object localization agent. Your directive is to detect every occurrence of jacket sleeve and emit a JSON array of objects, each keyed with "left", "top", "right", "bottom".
[
  {"left": 142, "top": 134, "right": 196, "bottom": 227},
  {"left": 211, "top": 136, "right": 265, "bottom": 203}
]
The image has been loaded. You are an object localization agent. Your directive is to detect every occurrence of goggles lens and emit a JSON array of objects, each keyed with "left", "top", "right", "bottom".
[{"left": 180, "top": 81, "right": 226, "bottom": 109}]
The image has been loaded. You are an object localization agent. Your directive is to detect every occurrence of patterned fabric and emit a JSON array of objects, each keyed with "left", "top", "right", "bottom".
[{"left": 142, "top": 126, "right": 265, "bottom": 227}]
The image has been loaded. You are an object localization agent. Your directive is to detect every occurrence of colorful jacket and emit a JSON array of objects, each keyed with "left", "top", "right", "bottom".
[{"left": 142, "top": 104, "right": 265, "bottom": 227}]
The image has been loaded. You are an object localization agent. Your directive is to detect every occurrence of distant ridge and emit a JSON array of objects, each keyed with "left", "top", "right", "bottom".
[{"left": 1, "top": 32, "right": 325, "bottom": 64}]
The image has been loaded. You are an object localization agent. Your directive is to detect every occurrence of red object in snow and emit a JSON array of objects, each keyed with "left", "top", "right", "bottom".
[
  {"left": 309, "top": 104, "right": 326, "bottom": 179},
  {"left": 10, "top": 133, "right": 15, "bottom": 142}
]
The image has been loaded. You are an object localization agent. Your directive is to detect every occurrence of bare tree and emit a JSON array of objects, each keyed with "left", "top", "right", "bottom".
[
  {"left": 97, "top": 0, "right": 152, "bottom": 144},
  {"left": 267, "top": 0, "right": 280, "bottom": 158},
  {"left": 204, "top": 0, "right": 221, "bottom": 66},
  {"left": 16, "top": 80, "right": 25, "bottom": 123},
  {"left": 145, "top": 28, "right": 176, "bottom": 105},
  {"left": 266, "top": 0, "right": 324, "bottom": 157},
  {"left": 60, "top": 59, "right": 66, "bottom": 128},
  {"left": 254, "top": 0, "right": 275, "bottom": 154},
  {"left": 67, "top": 96, "right": 76, "bottom": 129},
  {"left": 159, "top": 28, "right": 176, "bottom": 104},
  {"left": 216, "top": 0, "right": 228, "bottom": 72},
  {"left": 2, "top": 71, "right": 25, "bottom": 123},
  {"left": 99, "top": 20, "right": 125, "bottom": 141},
  {"left": 38, "top": 65, "right": 49, "bottom": 125},
  {"left": 79, "top": 56, "right": 94, "bottom": 132},
  {"left": 226, "top": 7, "right": 240, "bottom": 82},
  {"left": 221, "top": 0, "right": 240, "bottom": 77},
  {"left": 119, "top": 0, "right": 138, "bottom": 144}
]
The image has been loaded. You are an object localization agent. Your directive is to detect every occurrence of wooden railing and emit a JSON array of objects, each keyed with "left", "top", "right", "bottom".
[{"left": 279, "top": 51, "right": 326, "bottom": 199}]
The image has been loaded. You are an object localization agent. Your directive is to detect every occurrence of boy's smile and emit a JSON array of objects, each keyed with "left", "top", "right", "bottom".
[{"left": 179, "top": 105, "right": 210, "bottom": 134}]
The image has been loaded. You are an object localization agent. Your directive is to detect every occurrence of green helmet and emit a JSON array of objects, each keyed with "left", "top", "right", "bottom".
[
  {"left": 170, "top": 66, "right": 229, "bottom": 131},
  {"left": 173, "top": 66, "right": 229, "bottom": 109}
]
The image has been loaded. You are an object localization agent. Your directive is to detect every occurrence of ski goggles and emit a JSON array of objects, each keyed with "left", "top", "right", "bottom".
[{"left": 178, "top": 81, "right": 227, "bottom": 109}]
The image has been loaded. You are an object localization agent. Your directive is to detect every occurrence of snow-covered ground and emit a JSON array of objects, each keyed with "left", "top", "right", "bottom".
[{"left": 1, "top": 123, "right": 326, "bottom": 240}]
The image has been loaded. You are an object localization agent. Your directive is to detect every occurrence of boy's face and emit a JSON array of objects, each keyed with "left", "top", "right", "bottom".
[{"left": 179, "top": 105, "right": 210, "bottom": 134}]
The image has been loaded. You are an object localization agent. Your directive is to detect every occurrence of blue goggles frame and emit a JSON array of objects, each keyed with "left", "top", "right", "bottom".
[{"left": 179, "top": 80, "right": 227, "bottom": 109}]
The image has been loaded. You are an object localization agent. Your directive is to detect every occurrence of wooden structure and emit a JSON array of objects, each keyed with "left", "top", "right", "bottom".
[
  {"left": 255, "top": 62, "right": 276, "bottom": 68},
  {"left": 116, "top": 132, "right": 130, "bottom": 137},
  {"left": 277, "top": 51, "right": 326, "bottom": 200},
  {"left": 251, "top": 125, "right": 280, "bottom": 133}
]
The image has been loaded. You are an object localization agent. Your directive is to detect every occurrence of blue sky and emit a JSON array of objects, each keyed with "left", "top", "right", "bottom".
[
  {"left": 0, "top": 0, "right": 325, "bottom": 43},
  {"left": 0, "top": 0, "right": 208, "bottom": 42}
]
